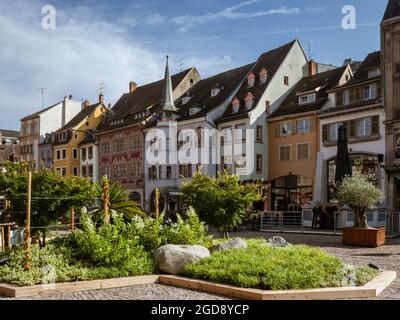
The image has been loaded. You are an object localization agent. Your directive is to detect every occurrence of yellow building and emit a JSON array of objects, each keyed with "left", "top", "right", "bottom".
[{"left": 53, "top": 95, "right": 107, "bottom": 177}]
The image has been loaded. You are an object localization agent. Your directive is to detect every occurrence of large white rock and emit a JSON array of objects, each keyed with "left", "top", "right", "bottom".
[
  {"left": 268, "top": 236, "right": 291, "bottom": 248},
  {"left": 154, "top": 244, "right": 211, "bottom": 275},
  {"left": 211, "top": 238, "right": 248, "bottom": 252}
]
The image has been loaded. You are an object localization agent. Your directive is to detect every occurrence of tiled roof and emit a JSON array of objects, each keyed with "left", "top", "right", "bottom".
[
  {"left": 0, "top": 129, "right": 20, "bottom": 138},
  {"left": 269, "top": 66, "right": 348, "bottom": 119},
  {"left": 98, "top": 68, "right": 195, "bottom": 132},
  {"left": 216, "top": 40, "right": 298, "bottom": 124},
  {"left": 57, "top": 103, "right": 103, "bottom": 132},
  {"left": 176, "top": 63, "right": 255, "bottom": 122},
  {"left": 383, "top": 0, "right": 400, "bottom": 22}
]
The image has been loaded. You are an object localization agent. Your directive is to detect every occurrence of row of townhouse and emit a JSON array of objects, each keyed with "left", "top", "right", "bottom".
[{"left": 13, "top": 0, "right": 400, "bottom": 216}]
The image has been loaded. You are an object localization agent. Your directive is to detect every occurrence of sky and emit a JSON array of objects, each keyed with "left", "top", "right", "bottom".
[{"left": 0, "top": 0, "right": 389, "bottom": 130}]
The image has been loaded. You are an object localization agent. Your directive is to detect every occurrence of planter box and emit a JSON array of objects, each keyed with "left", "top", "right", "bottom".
[{"left": 343, "top": 227, "right": 386, "bottom": 247}]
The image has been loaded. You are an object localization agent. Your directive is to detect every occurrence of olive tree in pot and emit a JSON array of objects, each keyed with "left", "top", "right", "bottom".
[{"left": 336, "top": 173, "right": 384, "bottom": 247}]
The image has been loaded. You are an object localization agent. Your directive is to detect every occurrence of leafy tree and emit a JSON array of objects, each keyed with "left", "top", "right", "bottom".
[
  {"left": 90, "top": 177, "right": 145, "bottom": 226},
  {"left": 336, "top": 173, "right": 382, "bottom": 229},
  {"left": 0, "top": 161, "right": 92, "bottom": 247},
  {"left": 181, "top": 171, "right": 262, "bottom": 238}
]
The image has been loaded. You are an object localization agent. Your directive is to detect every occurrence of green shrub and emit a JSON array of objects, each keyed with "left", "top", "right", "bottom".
[{"left": 184, "top": 241, "right": 377, "bottom": 290}]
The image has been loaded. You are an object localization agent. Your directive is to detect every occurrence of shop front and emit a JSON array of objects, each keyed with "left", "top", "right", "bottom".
[{"left": 271, "top": 175, "right": 313, "bottom": 211}]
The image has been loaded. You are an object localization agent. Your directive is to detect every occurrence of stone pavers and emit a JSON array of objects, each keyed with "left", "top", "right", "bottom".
[{"left": 1, "top": 232, "right": 399, "bottom": 300}]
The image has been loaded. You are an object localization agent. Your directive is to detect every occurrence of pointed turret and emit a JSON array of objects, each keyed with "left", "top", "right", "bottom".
[{"left": 161, "top": 56, "right": 177, "bottom": 116}]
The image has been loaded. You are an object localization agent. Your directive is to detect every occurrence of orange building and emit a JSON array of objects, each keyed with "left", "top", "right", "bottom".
[{"left": 267, "top": 64, "right": 352, "bottom": 211}]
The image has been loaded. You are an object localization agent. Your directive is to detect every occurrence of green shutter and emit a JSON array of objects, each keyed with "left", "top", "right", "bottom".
[
  {"left": 322, "top": 125, "right": 328, "bottom": 142},
  {"left": 371, "top": 116, "right": 380, "bottom": 135}
]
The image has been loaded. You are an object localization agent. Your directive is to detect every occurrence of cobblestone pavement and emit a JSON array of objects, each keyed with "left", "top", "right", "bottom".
[{"left": 1, "top": 232, "right": 399, "bottom": 300}]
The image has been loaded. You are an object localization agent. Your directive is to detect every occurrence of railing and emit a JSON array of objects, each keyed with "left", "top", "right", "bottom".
[{"left": 260, "top": 208, "right": 396, "bottom": 237}]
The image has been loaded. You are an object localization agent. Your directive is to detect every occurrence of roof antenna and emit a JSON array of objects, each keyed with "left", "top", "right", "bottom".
[
  {"left": 176, "top": 57, "right": 186, "bottom": 72},
  {"left": 306, "top": 41, "right": 314, "bottom": 60},
  {"left": 38, "top": 88, "right": 47, "bottom": 109},
  {"left": 97, "top": 81, "right": 106, "bottom": 95}
]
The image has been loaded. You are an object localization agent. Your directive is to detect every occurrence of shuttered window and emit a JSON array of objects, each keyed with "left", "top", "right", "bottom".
[
  {"left": 297, "top": 143, "right": 310, "bottom": 160},
  {"left": 279, "top": 145, "right": 291, "bottom": 161}
]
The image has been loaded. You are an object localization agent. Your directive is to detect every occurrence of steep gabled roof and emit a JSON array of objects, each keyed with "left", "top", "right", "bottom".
[
  {"left": 383, "top": 0, "right": 400, "bottom": 22},
  {"left": 57, "top": 103, "right": 103, "bottom": 133},
  {"left": 98, "top": 68, "right": 195, "bottom": 132},
  {"left": 216, "top": 40, "right": 298, "bottom": 124},
  {"left": 269, "top": 66, "right": 348, "bottom": 119},
  {"left": 176, "top": 63, "right": 255, "bottom": 122},
  {"left": 20, "top": 101, "right": 62, "bottom": 122}
]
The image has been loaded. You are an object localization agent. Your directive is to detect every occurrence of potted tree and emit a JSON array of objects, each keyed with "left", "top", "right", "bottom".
[{"left": 337, "top": 173, "right": 385, "bottom": 247}]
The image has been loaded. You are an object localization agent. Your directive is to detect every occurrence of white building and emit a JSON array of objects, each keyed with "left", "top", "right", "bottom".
[
  {"left": 19, "top": 96, "right": 82, "bottom": 168},
  {"left": 79, "top": 130, "right": 99, "bottom": 182},
  {"left": 315, "top": 52, "right": 386, "bottom": 203}
]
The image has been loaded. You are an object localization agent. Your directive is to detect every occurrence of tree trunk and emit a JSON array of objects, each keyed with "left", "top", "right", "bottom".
[{"left": 354, "top": 208, "right": 370, "bottom": 229}]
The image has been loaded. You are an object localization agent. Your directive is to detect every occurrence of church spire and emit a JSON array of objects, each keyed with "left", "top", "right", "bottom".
[{"left": 161, "top": 55, "right": 177, "bottom": 114}]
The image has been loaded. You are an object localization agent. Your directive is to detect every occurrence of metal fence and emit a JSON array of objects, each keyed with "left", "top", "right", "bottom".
[{"left": 260, "top": 209, "right": 400, "bottom": 237}]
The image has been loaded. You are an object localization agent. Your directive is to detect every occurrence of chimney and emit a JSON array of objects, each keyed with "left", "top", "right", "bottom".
[
  {"left": 129, "top": 81, "right": 138, "bottom": 93},
  {"left": 99, "top": 93, "right": 104, "bottom": 104},
  {"left": 83, "top": 99, "right": 90, "bottom": 108},
  {"left": 308, "top": 60, "right": 317, "bottom": 76}
]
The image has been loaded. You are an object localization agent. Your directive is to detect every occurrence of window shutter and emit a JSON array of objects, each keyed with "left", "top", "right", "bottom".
[
  {"left": 371, "top": 116, "right": 379, "bottom": 135},
  {"left": 348, "top": 120, "right": 356, "bottom": 138},
  {"left": 322, "top": 125, "right": 328, "bottom": 142},
  {"left": 291, "top": 120, "right": 297, "bottom": 135},
  {"left": 275, "top": 124, "right": 280, "bottom": 137}
]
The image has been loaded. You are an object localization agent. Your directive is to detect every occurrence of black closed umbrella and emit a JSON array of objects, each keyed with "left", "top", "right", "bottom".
[{"left": 335, "top": 125, "right": 353, "bottom": 184}]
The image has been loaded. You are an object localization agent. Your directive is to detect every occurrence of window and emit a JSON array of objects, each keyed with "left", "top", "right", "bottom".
[
  {"left": 182, "top": 96, "right": 192, "bottom": 104},
  {"left": 221, "top": 156, "right": 232, "bottom": 173},
  {"left": 368, "top": 68, "right": 381, "bottom": 78},
  {"left": 167, "top": 166, "right": 172, "bottom": 179},
  {"left": 130, "top": 135, "right": 141, "bottom": 151},
  {"left": 74, "top": 134, "right": 78, "bottom": 140},
  {"left": 73, "top": 148, "right": 78, "bottom": 160},
  {"left": 328, "top": 123, "right": 342, "bottom": 142},
  {"left": 297, "top": 143, "right": 310, "bottom": 160},
  {"left": 56, "top": 150, "right": 61, "bottom": 160},
  {"left": 62, "top": 149, "right": 67, "bottom": 159},
  {"left": 113, "top": 137, "right": 126, "bottom": 153},
  {"left": 245, "top": 95, "right": 254, "bottom": 109},
  {"left": 73, "top": 167, "right": 78, "bottom": 176},
  {"left": 256, "top": 126, "right": 263, "bottom": 143},
  {"left": 211, "top": 88, "right": 221, "bottom": 97},
  {"left": 363, "top": 83, "right": 377, "bottom": 100},
  {"left": 100, "top": 142, "right": 109, "bottom": 155},
  {"left": 357, "top": 118, "right": 372, "bottom": 137},
  {"left": 101, "top": 166, "right": 110, "bottom": 178},
  {"left": 279, "top": 122, "right": 292, "bottom": 136},
  {"left": 57, "top": 167, "right": 67, "bottom": 177},
  {"left": 299, "top": 93, "right": 316, "bottom": 105},
  {"left": 82, "top": 166, "right": 87, "bottom": 177},
  {"left": 158, "top": 166, "right": 163, "bottom": 180},
  {"left": 284, "top": 76, "right": 289, "bottom": 86},
  {"left": 59, "top": 132, "right": 67, "bottom": 142},
  {"left": 297, "top": 119, "right": 311, "bottom": 133},
  {"left": 196, "top": 127, "right": 203, "bottom": 148},
  {"left": 235, "top": 124, "right": 246, "bottom": 143},
  {"left": 113, "top": 164, "right": 127, "bottom": 179},
  {"left": 88, "top": 165, "right": 93, "bottom": 178},
  {"left": 221, "top": 127, "right": 232, "bottom": 146},
  {"left": 179, "top": 164, "right": 192, "bottom": 178},
  {"left": 235, "top": 154, "right": 246, "bottom": 174},
  {"left": 260, "top": 69, "right": 268, "bottom": 84},
  {"left": 81, "top": 148, "right": 87, "bottom": 161},
  {"left": 148, "top": 166, "right": 157, "bottom": 180},
  {"left": 30, "top": 123, "right": 36, "bottom": 135},
  {"left": 88, "top": 146, "right": 93, "bottom": 160},
  {"left": 343, "top": 90, "right": 350, "bottom": 105},
  {"left": 232, "top": 98, "right": 240, "bottom": 113},
  {"left": 247, "top": 74, "right": 255, "bottom": 87},
  {"left": 279, "top": 145, "right": 291, "bottom": 161},
  {"left": 256, "top": 154, "right": 262, "bottom": 174},
  {"left": 265, "top": 101, "right": 271, "bottom": 115}
]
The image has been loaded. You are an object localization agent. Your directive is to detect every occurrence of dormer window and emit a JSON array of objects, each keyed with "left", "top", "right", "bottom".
[
  {"left": 232, "top": 98, "right": 240, "bottom": 114},
  {"left": 244, "top": 93, "right": 255, "bottom": 110},
  {"left": 259, "top": 68, "right": 268, "bottom": 84},
  {"left": 211, "top": 88, "right": 221, "bottom": 97},
  {"left": 59, "top": 132, "right": 67, "bottom": 142},
  {"left": 368, "top": 68, "right": 381, "bottom": 79},
  {"left": 247, "top": 73, "right": 255, "bottom": 88},
  {"left": 299, "top": 93, "right": 316, "bottom": 105},
  {"left": 182, "top": 96, "right": 192, "bottom": 105},
  {"left": 190, "top": 107, "right": 201, "bottom": 115}
]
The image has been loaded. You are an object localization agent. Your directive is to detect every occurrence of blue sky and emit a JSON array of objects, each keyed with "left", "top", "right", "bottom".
[{"left": 0, "top": 0, "right": 389, "bottom": 130}]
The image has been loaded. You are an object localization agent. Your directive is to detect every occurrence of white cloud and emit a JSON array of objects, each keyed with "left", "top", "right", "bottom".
[
  {"left": 170, "top": 0, "right": 300, "bottom": 32},
  {"left": 145, "top": 14, "right": 166, "bottom": 26}
]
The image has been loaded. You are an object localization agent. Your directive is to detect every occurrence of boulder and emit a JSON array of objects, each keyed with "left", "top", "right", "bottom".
[
  {"left": 154, "top": 244, "right": 210, "bottom": 275},
  {"left": 268, "top": 236, "right": 291, "bottom": 248},
  {"left": 211, "top": 238, "right": 248, "bottom": 252}
]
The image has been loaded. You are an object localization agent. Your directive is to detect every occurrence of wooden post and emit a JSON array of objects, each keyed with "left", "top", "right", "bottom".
[
  {"left": 155, "top": 187, "right": 160, "bottom": 218},
  {"left": 24, "top": 170, "right": 32, "bottom": 271},
  {"left": 7, "top": 225, "right": 11, "bottom": 251},
  {"left": 102, "top": 177, "right": 110, "bottom": 224},
  {"left": 71, "top": 208, "right": 75, "bottom": 231},
  {"left": 1, "top": 226, "right": 4, "bottom": 253}
]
